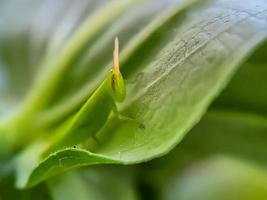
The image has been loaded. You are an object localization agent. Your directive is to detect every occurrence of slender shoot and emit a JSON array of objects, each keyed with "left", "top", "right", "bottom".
[{"left": 113, "top": 37, "right": 120, "bottom": 75}]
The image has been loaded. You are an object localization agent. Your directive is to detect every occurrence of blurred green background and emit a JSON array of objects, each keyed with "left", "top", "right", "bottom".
[{"left": 1, "top": 0, "right": 267, "bottom": 199}]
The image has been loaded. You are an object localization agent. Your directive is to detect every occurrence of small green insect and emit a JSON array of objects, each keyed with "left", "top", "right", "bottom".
[{"left": 43, "top": 37, "right": 141, "bottom": 156}]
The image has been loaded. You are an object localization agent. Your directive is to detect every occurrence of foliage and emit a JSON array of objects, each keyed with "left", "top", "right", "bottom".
[{"left": 0, "top": 0, "right": 267, "bottom": 199}]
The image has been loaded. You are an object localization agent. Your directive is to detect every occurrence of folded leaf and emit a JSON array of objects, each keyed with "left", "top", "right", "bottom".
[{"left": 12, "top": 0, "right": 267, "bottom": 189}]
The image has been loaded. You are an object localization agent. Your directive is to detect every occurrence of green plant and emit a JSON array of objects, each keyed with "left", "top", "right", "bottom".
[{"left": 0, "top": 0, "right": 267, "bottom": 199}]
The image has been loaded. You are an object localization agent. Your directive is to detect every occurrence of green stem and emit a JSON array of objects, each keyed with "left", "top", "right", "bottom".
[
  {"left": 0, "top": 0, "right": 137, "bottom": 155},
  {"left": 10, "top": 0, "right": 136, "bottom": 124}
]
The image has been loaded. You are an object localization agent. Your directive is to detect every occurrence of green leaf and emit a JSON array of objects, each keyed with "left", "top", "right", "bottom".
[
  {"left": 12, "top": 0, "right": 267, "bottom": 188},
  {"left": 0, "top": 0, "right": 138, "bottom": 154},
  {"left": 15, "top": 144, "right": 119, "bottom": 188},
  {"left": 137, "top": 40, "right": 267, "bottom": 194},
  {"left": 140, "top": 110, "right": 267, "bottom": 189}
]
